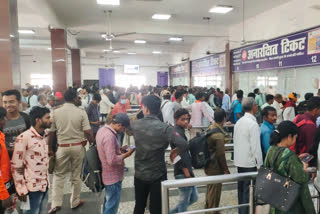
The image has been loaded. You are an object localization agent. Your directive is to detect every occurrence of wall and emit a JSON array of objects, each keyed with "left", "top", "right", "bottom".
[
  {"left": 19, "top": 50, "right": 169, "bottom": 88},
  {"left": 228, "top": 0, "right": 320, "bottom": 96}
]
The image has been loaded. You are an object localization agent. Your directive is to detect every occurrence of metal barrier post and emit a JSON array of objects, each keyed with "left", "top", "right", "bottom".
[
  {"left": 161, "top": 183, "right": 169, "bottom": 214},
  {"left": 249, "top": 179, "right": 254, "bottom": 214}
]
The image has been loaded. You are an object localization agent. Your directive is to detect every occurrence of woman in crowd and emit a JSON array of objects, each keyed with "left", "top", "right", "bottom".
[{"left": 265, "top": 120, "right": 315, "bottom": 214}]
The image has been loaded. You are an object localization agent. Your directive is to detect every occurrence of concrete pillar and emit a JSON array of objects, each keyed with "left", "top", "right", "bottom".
[
  {"left": 0, "top": 0, "right": 20, "bottom": 91},
  {"left": 225, "top": 43, "right": 232, "bottom": 92},
  {"left": 71, "top": 49, "right": 81, "bottom": 88},
  {"left": 50, "top": 28, "right": 68, "bottom": 93}
]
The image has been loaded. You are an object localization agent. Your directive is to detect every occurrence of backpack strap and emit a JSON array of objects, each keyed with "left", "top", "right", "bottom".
[{"left": 161, "top": 100, "right": 170, "bottom": 111}]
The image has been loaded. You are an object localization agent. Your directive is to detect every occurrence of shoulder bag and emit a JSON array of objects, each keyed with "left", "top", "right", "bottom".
[{"left": 255, "top": 147, "right": 301, "bottom": 212}]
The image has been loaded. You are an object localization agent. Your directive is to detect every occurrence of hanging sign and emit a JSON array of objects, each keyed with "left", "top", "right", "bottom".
[
  {"left": 191, "top": 53, "right": 226, "bottom": 76},
  {"left": 232, "top": 26, "right": 320, "bottom": 73}
]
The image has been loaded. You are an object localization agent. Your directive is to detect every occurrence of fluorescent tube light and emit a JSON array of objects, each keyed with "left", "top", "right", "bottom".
[
  {"left": 209, "top": 5, "right": 233, "bottom": 14},
  {"left": 103, "top": 49, "right": 112, "bottom": 52},
  {"left": 97, "top": 0, "right": 120, "bottom": 5},
  {"left": 152, "top": 14, "right": 171, "bottom": 20},
  {"left": 113, "top": 50, "right": 120, "bottom": 53},
  {"left": 134, "top": 40, "right": 146, "bottom": 44},
  {"left": 128, "top": 52, "right": 137, "bottom": 55},
  {"left": 18, "top": 30, "right": 35, "bottom": 34},
  {"left": 152, "top": 51, "right": 161, "bottom": 54},
  {"left": 169, "top": 37, "right": 183, "bottom": 41}
]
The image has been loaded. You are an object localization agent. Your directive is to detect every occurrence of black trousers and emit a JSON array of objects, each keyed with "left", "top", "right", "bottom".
[
  {"left": 134, "top": 174, "right": 167, "bottom": 214},
  {"left": 237, "top": 167, "right": 257, "bottom": 214}
]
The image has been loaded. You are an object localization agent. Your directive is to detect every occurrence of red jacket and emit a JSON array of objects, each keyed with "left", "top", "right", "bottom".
[
  {"left": 291, "top": 112, "right": 317, "bottom": 155},
  {"left": 0, "top": 131, "right": 11, "bottom": 200}
]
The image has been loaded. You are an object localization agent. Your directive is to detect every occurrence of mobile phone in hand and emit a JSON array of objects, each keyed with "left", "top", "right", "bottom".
[
  {"left": 126, "top": 145, "right": 136, "bottom": 152},
  {"left": 302, "top": 154, "right": 314, "bottom": 163}
]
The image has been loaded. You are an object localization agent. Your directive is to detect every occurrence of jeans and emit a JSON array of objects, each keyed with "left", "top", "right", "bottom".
[
  {"left": 170, "top": 175, "right": 198, "bottom": 214},
  {"left": 237, "top": 167, "right": 257, "bottom": 214},
  {"left": 134, "top": 174, "right": 167, "bottom": 214},
  {"left": 23, "top": 190, "right": 48, "bottom": 214},
  {"left": 103, "top": 181, "right": 122, "bottom": 214}
]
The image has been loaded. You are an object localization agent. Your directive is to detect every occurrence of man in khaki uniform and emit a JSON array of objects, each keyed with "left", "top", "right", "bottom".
[
  {"left": 204, "top": 109, "right": 230, "bottom": 214},
  {"left": 48, "top": 89, "right": 94, "bottom": 213}
]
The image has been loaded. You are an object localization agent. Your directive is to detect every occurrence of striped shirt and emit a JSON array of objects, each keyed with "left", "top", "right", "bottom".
[{"left": 96, "top": 125, "right": 124, "bottom": 185}]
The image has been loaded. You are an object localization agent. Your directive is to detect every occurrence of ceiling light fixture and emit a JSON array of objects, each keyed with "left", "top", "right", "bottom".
[
  {"left": 134, "top": 40, "right": 146, "bottom": 44},
  {"left": 152, "top": 14, "right": 171, "bottom": 20},
  {"left": 10, "top": 34, "right": 15, "bottom": 38},
  {"left": 152, "top": 51, "right": 161, "bottom": 54},
  {"left": 128, "top": 52, "right": 137, "bottom": 55},
  {"left": 18, "top": 29, "right": 35, "bottom": 34},
  {"left": 169, "top": 37, "right": 183, "bottom": 41},
  {"left": 113, "top": 50, "right": 120, "bottom": 53},
  {"left": 48, "top": 47, "right": 52, "bottom": 50},
  {"left": 97, "top": 0, "right": 120, "bottom": 6},
  {"left": 103, "top": 49, "right": 112, "bottom": 52},
  {"left": 209, "top": 5, "right": 233, "bottom": 14}
]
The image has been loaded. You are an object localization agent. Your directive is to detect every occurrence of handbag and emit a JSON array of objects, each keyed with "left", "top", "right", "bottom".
[{"left": 255, "top": 147, "right": 301, "bottom": 212}]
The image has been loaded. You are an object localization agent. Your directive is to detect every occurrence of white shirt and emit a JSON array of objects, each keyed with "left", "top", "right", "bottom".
[
  {"left": 232, "top": 93, "right": 237, "bottom": 103},
  {"left": 234, "top": 112, "right": 263, "bottom": 168},
  {"left": 161, "top": 100, "right": 174, "bottom": 126},
  {"left": 181, "top": 97, "right": 189, "bottom": 108},
  {"left": 283, "top": 107, "right": 295, "bottom": 121},
  {"left": 272, "top": 101, "right": 283, "bottom": 124},
  {"left": 28, "top": 95, "right": 38, "bottom": 108},
  {"left": 100, "top": 94, "right": 115, "bottom": 114},
  {"left": 202, "top": 102, "right": 214, "bottom": 127}
]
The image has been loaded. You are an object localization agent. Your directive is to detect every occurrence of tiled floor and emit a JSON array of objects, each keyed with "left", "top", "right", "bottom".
[{"left": 49, "top": 136, "right": 240, "bottom": 214}]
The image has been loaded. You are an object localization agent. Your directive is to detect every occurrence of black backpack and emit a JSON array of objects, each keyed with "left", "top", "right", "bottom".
[
  {"left": 226, "top": 101, "right": 240, "bottom": 123},
  {"left": 81, "top": 145, "right": 104, "bottom": 192},
  {"left": 189, "top": 128, "right": 223, "bottom": 169}
]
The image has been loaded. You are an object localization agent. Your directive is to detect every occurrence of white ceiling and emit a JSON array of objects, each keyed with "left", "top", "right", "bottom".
[{"left": 17, "top": 0, "right": 293, "bottom": 57}]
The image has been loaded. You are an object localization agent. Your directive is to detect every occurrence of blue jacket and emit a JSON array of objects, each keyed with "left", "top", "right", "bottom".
[{"left": 260, "top": 120, "right": 275, "bottom": 159}]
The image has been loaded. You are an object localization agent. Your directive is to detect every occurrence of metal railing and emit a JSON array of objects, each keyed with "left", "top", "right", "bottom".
[{"left": 161, "top": 172, "right": 258, "bottom": 214}]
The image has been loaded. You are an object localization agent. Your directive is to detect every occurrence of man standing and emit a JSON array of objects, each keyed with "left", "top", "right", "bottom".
[
  {"left": 96, "top": 113, "right": 135, "bottom": 214},
  {"left": 27, "top": 87, "right": 38, "bottom": 108},
  {"left": 234, "top": 97, "right": 262, "bottom": 214},
  {"left": 111, "top": 94, "right": 131, "bottom": 147},
  {"left": 272, "top": 94, "right": 283, "bottom": 124},
  {"left": 100, "top": 89, "right": 114, "bottom": 122},
  {"left": 131, "top": 95, "right": 189, "bottom": 214},
  {"left": 161, "top": 90, "right": 173, "bottom": 125},
  {"left": 205, "top": 109, "right": 230, "bottom": 213},
  {"left": 11, "top": 107, "right": 51, "bottom": 214},
  {"left": 293, "top": 96, "right": 320, "bottom": 155},
  {"left": 221, "top": 89, "right": 231, "bottom": 111},
  {"left": 46, "top": 95, "right": 56, "bottom": 111},
  {"left": 0, "top": 107, "right": 14, "bottom": 213},
  {"left": 2, "top": 90, "right": 31, "bottom": 157},
  {"left": 231, "top": 90, "right": 243, "bottom": 123},
  {"left": 261, "top": 94, "right": 274, "bottom": 110},
  {"left": 25, "top": 94, "right": 47, "bottom": 114},
  {"left": 86, "top": 94, "right": 102, "bottom": 138},
  {"left": 254, "top": 88, "right": 264, "bottom": 108},
  {"left": 48, "top": 89, "right": 94, "bottom": 213},
  {"left": 260, "top": 106, "right": 277, "bottom": 159},
  {"left": 165, "top": 90, "right": 185, "bottom": 126}
]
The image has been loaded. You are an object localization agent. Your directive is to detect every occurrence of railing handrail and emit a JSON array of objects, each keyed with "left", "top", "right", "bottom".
[
  {"left": 162, "top": 172, "right": 257, "bottom": 189},
  {"left": 161, "top": 172, "right": 258, "bottom": 214}
]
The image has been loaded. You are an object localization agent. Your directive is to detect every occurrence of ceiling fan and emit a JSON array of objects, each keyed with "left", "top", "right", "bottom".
[
  {"left": 228, "top": 0, "right": 265, "bottom": 46},
  {"left": 102, "top": 10, "right": 136, "bottom": 41},
  {"left": 102, "top": 10, "right": 135, "bottom": 52}
]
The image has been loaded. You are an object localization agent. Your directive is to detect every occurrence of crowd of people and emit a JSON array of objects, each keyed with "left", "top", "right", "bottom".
[{"left": 0, "top": 83, "right": 320, "bottom": 214}]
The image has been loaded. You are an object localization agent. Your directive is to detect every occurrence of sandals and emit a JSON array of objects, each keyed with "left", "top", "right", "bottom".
[
  {"left": 72, "top": 200, "right": 84, "bottom": 209},
  {"left": 48, "top": 206, "right": 61, "bottom": 214}
]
